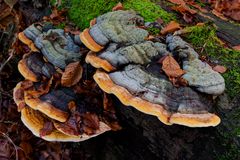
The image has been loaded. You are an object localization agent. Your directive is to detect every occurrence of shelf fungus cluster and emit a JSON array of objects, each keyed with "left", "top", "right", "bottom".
[
  {"left": 83, "top": 10, "right": 225, "bottom": 127},
  {"left": 14, "top": 24, "right": 120, "bottom": 142},
  {"left": 14, "top": 10, "right": 226, "bottom": 141}
]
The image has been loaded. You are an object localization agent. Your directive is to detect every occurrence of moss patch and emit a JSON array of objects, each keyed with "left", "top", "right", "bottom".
[
  {"left": 183, "top": 24, "right": 240, "bottom": 98},
  {"left": 123, "top": 0, "right": 175, "bottom": 23},
  {"left": 52, "top": 0, "right": 175, "bottom": 29}
]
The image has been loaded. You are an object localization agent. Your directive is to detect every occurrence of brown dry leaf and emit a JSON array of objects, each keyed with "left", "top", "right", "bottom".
[
  {"left": 0, "top": 124, "right": 8, "bottom": 133},
  {"left": 54, "top": 112, "right": 81, "bottom": 136},
  {"left": 156, "top": 17, "right": 164, "bottom": 24},
  {"left": 213, "top": 65, "right": 227, "bottom": 73},
  {"left": 0, "top": 2, "right": 11, "bottom": 20},
  {"left": 212, "top": 9, "right": 228, "bottom": 21},
  {"left": 4, "top": 0, "right": 17, "bottom": 8},
  {"left": 90, "top": 18, "right": 97, "bottom": 27},
  {"left": 103, "top": 93, "right": 121, "bottom": 131},
  {"left": 232, "top": 45, "right": 240, "bottom": 51},
  {"left": 183, "top": 13, "right": 193, "bottom": 23},
  {"left": 212, "top": 0, "right": 240, "bottom": 21},
  {"left": 112, "top": 2, "right": 124, "bottom": 11},
  {"left": 19, "top": 142, "right": 33, "bottom": 156},
  {"left": 103, "top": 93, "right": 115, "bottom": 113},
  {"left": 162, "top": 55, "right": 185, "bottom": 80},
  {"left": 167, "top": 0, "right": 186, "bottom": 5},
  {"left": 172, "top": 4, "right": 197, "bottom": 15},
  {"left": 161, "top": 21, "right": 181, "bottom": 35},
  {"left": 40, "top": 121, "right": 54, "bottom": 137},
  {"left": 0, "top": 139, "right": 11, "bottom": 160},
  {"left": 61, "top": 62, "right": 83, "bottom": 87},
  {"left": 0, "top": 139, "right": 12, "bottom": 160},
  {"left": 82, "top": 113, "right": 99, "bottom": 135},
  {"left": 196, "top": 22, "right": 205, "bottom": 26}
]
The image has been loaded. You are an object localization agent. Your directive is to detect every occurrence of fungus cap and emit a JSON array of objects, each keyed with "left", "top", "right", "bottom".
[
  {"left": 80, "top": 29, "right": 104, "bottom": 52},
  {"left": 24, "top": 93, "right": 69, "bottom": 122},
  {"left": 85, "top": 51, "right": 116, "bottom": 72},
  {"left": 21, "top": 107, "right": 111, "bottom": 142},
  {"left": 18, "top": 58, "right": 39, "bottom": 82},
  {"left": 93, "top": 68, "right": 221, "bottom": 127},
  {"left": 18, "top": 32, "right": 39, "bottom": 52}
]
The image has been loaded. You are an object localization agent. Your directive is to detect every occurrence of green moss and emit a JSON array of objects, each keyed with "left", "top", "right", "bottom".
[
  {"left": 66, "top": 0, "right": 119, "bottom": 29},
  {"left": 51, "top": 0, "right": 174, "bottom": 29},
  {"left": 123, "top": 0, "right": 175, "bottom": 23},
  {"left": 184, "top": 25, "right": 240, "bottom": 98}
]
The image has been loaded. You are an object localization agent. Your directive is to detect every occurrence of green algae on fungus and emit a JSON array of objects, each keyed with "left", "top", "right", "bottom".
[{"left": 183, "top": 25, "right": 240, "bottom": 98}]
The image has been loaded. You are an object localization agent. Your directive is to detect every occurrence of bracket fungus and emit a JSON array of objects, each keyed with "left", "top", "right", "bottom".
[
  {"left": 80, "top": 10, "right": 149, "bottom": 52},
  {"left": 13, "top": 9, "right": 226, "bottom": 142},
  {"left": 166, "top": 35, "right": 225, "bottom": 95},
  {"left": 86, "top": 41, "right": 169, "bottom": 72},
  {"left": 21, "top": 107, "right": 111, "bottom": 142},
  {"left": 94, "top": 64, "right": 220, "bottom": 127},
  {"left": 18, "top": 24, "right": 83, "bottom": 69},
  {"left": 18, "top": 53, "right": 56, "bottom": 82},
  {"left": 13, "top": 78, "right": 120, "bottom": 141},
  {"left": 15, "top": 23, "right": 120, "bottom": 141}
]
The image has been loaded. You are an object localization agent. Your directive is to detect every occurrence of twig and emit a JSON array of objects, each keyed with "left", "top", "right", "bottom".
[
  {"left": 0, "top": 132, "right": 20, "bottom": 160},
  {"left": 200, "top": 43, "right": 207, "bottom": 54},
  {"left": 0, "top": 49, "right": 15, "bottom": 73}
]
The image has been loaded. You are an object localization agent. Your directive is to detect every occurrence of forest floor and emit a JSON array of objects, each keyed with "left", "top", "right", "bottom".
[{"left": 0, "top": 0, "right": 240, "bottom": 160}]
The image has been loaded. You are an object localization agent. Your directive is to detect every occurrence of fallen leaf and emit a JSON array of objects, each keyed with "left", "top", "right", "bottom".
[
  {"left": 54, "top": 112, "right": 81, "bottom": 136},
  {"left": 183, "top": 13, "right": 193, "bottom": 23},
  {"left": 4, "top": 0, "right": 17, "bottom": 8},
  {"left": 167, "top": 0, "right": 185, "bottom": 5},
  {"left": 213, "top": 65, "right": 227, "bottom": 73},
  {"left": 50, "top": 7, "right": 58, "bottom": 19},
  {"left": 19, "top": 142, "right": 33, "bottom": 156},
  {"left": 161, "top": 21, "right": 181, "bottom": 34},
  {"left": 103, "top": 93, "right": 121, "bottom": 131},
  {"left": 82, "top": 113, "right": 99, "bottom": 135},
  {"left": 103, "top": 93, "right": 115, "bottom": 113},
  {"left": 172, "top": 4, "right": 197, "bottom": 15},
  {"left": 156, "top": 17, "right": 164, "bottom": 24},
  {"left": 147, "top": 35, "right": 155, "bottom": 40},
  {"left": 212, "top": 0, "right": 240, "bottom": 21},
  {"left": 61, "top": 61, "right": 83, "bottom": 87},
  {"left": 0, "top": 123, "right": 8, "bottom": 133},
  {"left": 0, "top": 140, "right": 11, "bottom": 160},
  {"left": 212, "top": 9, "right": 228, "bottom": 21},
  {"left": 40, "top": 121, "right": 54, "bottom": 137},
  {"left": 196, "top": 22, "right": 205, "bottom": 26},
  {"left": 112, "top": 2, "right": 124, "bottom": 11},
  {"left": 161, "top": 55, "right": 186, "bottom": 85},
  {"left": 0, "top": 3, "right": 11, "bottom": 20},
  {"left": 90, "top": 18, "right": 97, "bottom": 27},
  {"left": 232, "top": 45, "right": 240, "bottom": 51}
]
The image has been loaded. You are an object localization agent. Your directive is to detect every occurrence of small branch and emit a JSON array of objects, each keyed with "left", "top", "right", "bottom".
[
  {"left": 0, "top": 49, "right": 15, "bottom": 73},
  {"left": 0, "top": 132, "right": 20, "bottom": 160}
]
